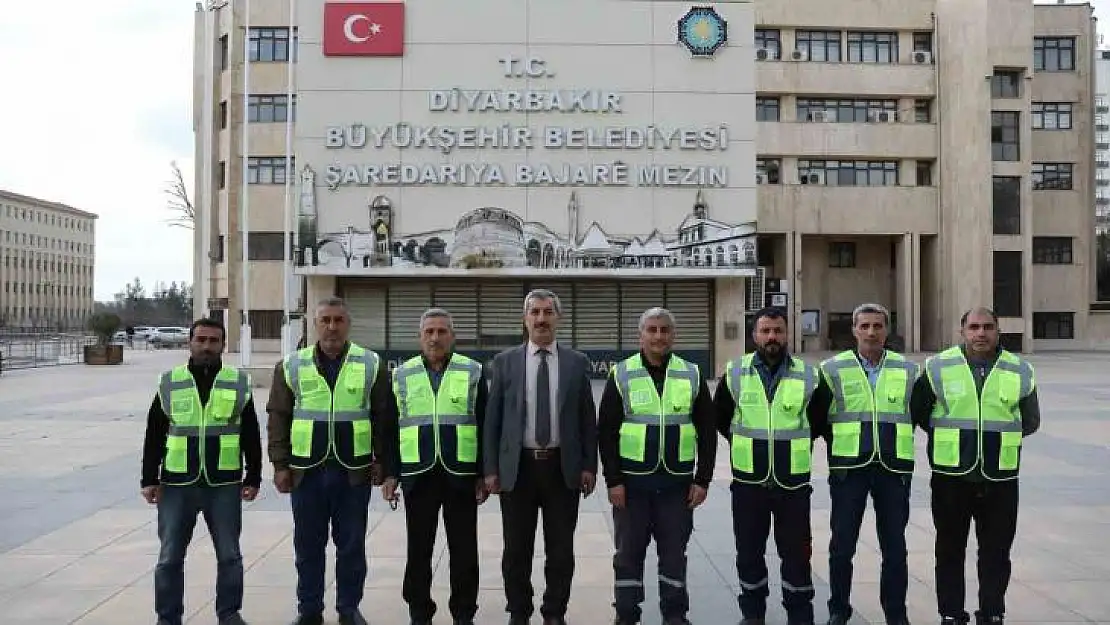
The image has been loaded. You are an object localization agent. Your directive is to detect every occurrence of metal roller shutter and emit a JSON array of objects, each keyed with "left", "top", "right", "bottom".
[
  {"left": 619, "top": 282, "right": 662, "bottom": 350},
  {"left": 525, "top": 280, "right": 574, "bottom": 344},
  {"left": 341, "top": 281, "right": 387, "bottom": 348},
  {"left": 388, "top": 283, "right": 432, "bottom": 351},
  {"left": 665, "top": 281, "right": 712, "bottom": 356},
  {"left": 573, "top": 281, "right": 619, "bottom": 350},
  {"left": 432, "top": 283, "right": 478, "bottom": 349},
  {"left": 478, "top": 281, "right": 525, "bottom": 350}
]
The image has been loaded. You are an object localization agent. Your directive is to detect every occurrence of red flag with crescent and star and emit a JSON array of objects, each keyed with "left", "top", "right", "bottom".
[{"left": 323, "top": 2, "right": 405, "bottom": 57}]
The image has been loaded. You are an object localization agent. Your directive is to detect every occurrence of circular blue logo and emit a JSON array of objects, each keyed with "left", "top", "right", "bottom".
[{"left": 678, "top": 6, "right": 728, "bottom": 57}]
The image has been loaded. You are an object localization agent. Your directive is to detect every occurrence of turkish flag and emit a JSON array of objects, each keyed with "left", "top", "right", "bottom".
[{"left": 323, "top": 2, "right": 404, "bottom": 57}]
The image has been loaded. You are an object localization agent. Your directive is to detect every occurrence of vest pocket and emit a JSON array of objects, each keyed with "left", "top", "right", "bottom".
[
  {"left": 400, "top": 427, "right": 420, "bottom": 464},
  {"left": 291, "top": 420, "right": 313, "bottom": 457},
  {"left": 831, "top": 422, "right": 860, "bottom": 458},
  {"left": 352, "top": 420, "right": 371, "bottom": 457},
  {"left": 456, "top": 424, "right": 478, "bottom": 463},
  {"left": 218, "top": 434, "right": 241, "bottom": 471},
  {"left": 789, "top": 438, "right": 811, "bottom": 474},
  {"left": 895, "top": 422, "right": 915, "bottom": 460},
  {"left": 999, "top": 431, "right": 1022, "bottom": 470},
  {"left": 730, "top": 435, "right": 753, "bottom": 473},
  {"left": 620, "top": 423, "right": 648, "bottom": 462},
  {"left": 165, "top": 436, "right": 188, "bottom": 473},
  {"left": 931, "top": 427, "right": 961, "bottom": 467},
  {"left": 678, "top": 423, "right": 696, "bottom": 462}
]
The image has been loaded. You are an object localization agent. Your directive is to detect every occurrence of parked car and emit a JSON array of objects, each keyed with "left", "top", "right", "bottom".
[{"left": 148, "top": 327, "right": 190, "bottom": 348}]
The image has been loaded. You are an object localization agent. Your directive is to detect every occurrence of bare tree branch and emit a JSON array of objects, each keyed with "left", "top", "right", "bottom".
[{"left": 165, "top": 160, "right": 195, "bottom": 230}]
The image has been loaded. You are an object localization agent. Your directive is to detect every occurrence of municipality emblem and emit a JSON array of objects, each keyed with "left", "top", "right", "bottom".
[{"left": 678, "top": 6, "right": 728, "bottom": 58}]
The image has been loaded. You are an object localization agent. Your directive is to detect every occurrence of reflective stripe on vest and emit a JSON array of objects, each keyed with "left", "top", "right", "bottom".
[
  {"left": 820, "top": 350, "right": 918, "bottom": 473},
  {"left": 282, "top": 343, "right": 380, "bottom": 470},
  {"left": 613, "top": 353, "right": 699, "bottom": 476},
  {"left": 392, "top": 353, "right": 482, "bottom": 477},
  {"left": 925, "top": 346, "right": 1034, "bottom": 481},
  {"left": 157, "top": 364, "right": 251, "bottom": 486},
  {"left": 726, "top": 354, "right": 818, "bottom": 490}
]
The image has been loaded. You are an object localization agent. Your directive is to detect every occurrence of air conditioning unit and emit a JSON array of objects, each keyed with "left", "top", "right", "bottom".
[
  {"left": 810, "top": 110, "right": 834, "bottom": 123},
  {"left": 789, "top": 49, "right": 808, "bottom": 62},
  {"left": 756, "top": 172, "right": 768, "bottom": 184},
  {"left": 800, "top": 171, "right": 825, "bottom": 185},
  {"left": 913, "top": 50, "right": 932, "bottom": 64},
  {"left": 868, "top": 110, "right": 898, "bottom": 123},
  {"left": 755, "top": 47, "right": 772, "bottom": 61}
]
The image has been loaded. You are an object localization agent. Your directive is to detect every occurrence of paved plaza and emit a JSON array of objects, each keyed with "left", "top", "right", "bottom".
[{"left": 0, "top": 349, "right": 1108, "bottom": 624}]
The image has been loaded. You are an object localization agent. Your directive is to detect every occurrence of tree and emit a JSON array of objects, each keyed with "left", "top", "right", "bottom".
[{"left": 164, "top": 160, "right": 194, "bottom": 230}]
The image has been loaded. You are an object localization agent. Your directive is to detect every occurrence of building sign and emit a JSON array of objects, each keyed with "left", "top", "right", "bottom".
[
  {"left": 322, "top": 2, "right": 405, "bottom": 57},
  {"left": 678, "top": 6, "right": 729, "bottom": 57},
  {"left": 321, "top": 55, "right": 730, "bottom": 190}
]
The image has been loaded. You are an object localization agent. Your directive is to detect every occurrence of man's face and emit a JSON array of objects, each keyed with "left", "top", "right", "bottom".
[
  {"left": 639, "top": 317, "right": 675, "bottom": 356},
  {"left": 524, "top": 297, "right": 560, "bottom": 344},
  {"left": 189, "top": 325, "right": 224, "bottom": 364},
  {"left": 962, "top": 311, "right": 999, "bottom": 353},
  {"left": 753, "top": 316, "right": 787, "bottom": 357},
  {"left": 315, "top": 304, "right": 350, "bottom": 352},
  {"left": 853, "top": 312, "right": 888, "bottom": 352},
  {"left": 420, "top": 316, "right": 454, "bottom": 361}
]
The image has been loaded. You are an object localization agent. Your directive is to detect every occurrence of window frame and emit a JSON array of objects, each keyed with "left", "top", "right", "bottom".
[
  {"left": 1033, "top": 312, "right": 1075, "bottom": 339},
  {"left": 991, "top": 111, "right": 1021, "bottom": 162},
  {"left": 756, "top": 97, "right": 780, "bottom": 121},
  {"left": 991, "top": 176, "right": 1021, "bottom": 235},
  {"left": 1031, "top": 102, "right": 1073, "bottom": 130},
  {"left": 1034, "top": 37, "right": 1076, "bottom": 72},
  {"left": 1032, "top": 162, "right": 1074, "bottom": 191},
  {"left": 795, "top": 30, "right": 842, "bottom": 62},
  {"left": 755, "top": 29, "right": 781, "bottom": 60},
  {"left": 846, "top": 31, "right": 899, "bottom": 64},
  {"left": 796, "top": 97, "right": 898, "bottom": 123},
  {"left": 797, "top": 159, "right": 899, "bottom": 186},
  {"left": 1032, "top": 236, "right": 1074, "bottom": 264},
  {"left": 248, "top": 27, "right": 298, "bottom": 63},
  {"left": 246, "top": 156, "right": 294, "bottom": 185}
]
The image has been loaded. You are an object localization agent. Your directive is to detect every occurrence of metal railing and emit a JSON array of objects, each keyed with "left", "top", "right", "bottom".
[{"left": 0, "top": 333, "right": 97, "bottom": 371}]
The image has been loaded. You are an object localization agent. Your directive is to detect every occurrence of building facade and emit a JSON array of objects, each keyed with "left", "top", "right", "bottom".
[
  {"left": 0, "top": 189, "right": 97, "bottom": 330},
  {"left": 1096, "top": 48, "right": 1110, "bottom": 234},
  {"left": 193, "top": 0, "right": 1109, "bottom": 373}
]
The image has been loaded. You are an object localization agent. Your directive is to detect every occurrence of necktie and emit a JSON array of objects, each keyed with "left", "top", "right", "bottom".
[{"left": 535, "top": 348, "right": 551, "bottom": 448}]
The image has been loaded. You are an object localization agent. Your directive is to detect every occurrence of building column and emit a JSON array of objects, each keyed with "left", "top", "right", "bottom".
[
  {"left": 899, "top": 233, "right": 921, "bottom": 352},
  {"left": 714, "top": 278, "right": 747, "bottom": 377},
  {"left": 787, "top": 231, "right": 802, "bottom": 352}
]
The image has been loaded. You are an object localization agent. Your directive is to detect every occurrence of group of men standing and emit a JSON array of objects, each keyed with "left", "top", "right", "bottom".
[{"left": 141, "top": 290, "right": 1038, "bottom": 625}]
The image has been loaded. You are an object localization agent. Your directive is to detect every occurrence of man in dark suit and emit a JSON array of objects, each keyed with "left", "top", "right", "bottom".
[{"left": 484, "top": 288, "right": 599, "bottom": 625}]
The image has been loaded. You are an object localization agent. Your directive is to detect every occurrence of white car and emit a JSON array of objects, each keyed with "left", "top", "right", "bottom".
[{"left": 148, "top": 327, "right": 190, "bottom": 348}]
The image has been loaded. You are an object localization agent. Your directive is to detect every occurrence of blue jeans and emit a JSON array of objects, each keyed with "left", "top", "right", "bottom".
[
  {"left": 291, "top": 464, "right": 373, "bottom": 617},
  {"left": 827, "top": 465, "right": 911, "bottom": 623},
  {"left": 155, "top": 484, "right": 243, "bottom": 625}
]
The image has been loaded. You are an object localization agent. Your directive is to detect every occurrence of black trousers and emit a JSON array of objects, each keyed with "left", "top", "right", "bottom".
[
  {"left": 402, "top": 468, "right": 479, "bottom": 621},
  {"left": 612, "top": 483, "right": 694, "bottom": 622},
  {"left": 500, "top": 452, "right": 581, "bottom": 619},
  {"left": 931, "top": 474, "right": 1019, "bottom": 620},
  {"left": 731, "top": 482, "right": 815, "bottom": 623}
]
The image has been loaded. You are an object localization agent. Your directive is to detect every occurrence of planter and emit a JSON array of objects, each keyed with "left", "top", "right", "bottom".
[{"left": 84, "top": 344, "right": 124, "bottom": 365}]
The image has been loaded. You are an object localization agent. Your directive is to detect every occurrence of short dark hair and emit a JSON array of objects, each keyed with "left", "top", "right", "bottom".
[
  {"left": 189, "top": 317, "right": 226, "bottom": 341},
  {"left": 960, "top": 307, "right": 998, "bottom": 327},
  {"left": 752, "top": 306, "right": 788, "bottom": 327}
]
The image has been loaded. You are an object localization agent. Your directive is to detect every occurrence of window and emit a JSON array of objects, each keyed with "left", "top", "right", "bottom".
[
  {"left": 219, "top": 101, "right": 228, "bottom": 129},
  {"left": 992, "top": 176, "right": 1021, "bottom": 235},
  {"left": 1031, "top": 102, "right": 1072, "bottom": 130},
  {"left": 219, "top": 35, "right": 229, "bottom": 70},
  {"left": 991, "top": 112, "right": 1020, "bottom": 161},
  {"left": 1032, "top": 163, "right": 1073, "bottom": 190},
  {"left": 247, "top": 157, "right": 293, "bottom": 184},
  {"left": 247, "top": 310, "right": 284, "bottom": 339},
  {"left": 218, "top": 161, "right": 226, "bottom": 190},
  {"left": 249, "top": 27, "right": 297, "bottom": 62},
  {"left": 757, "top": 158, "right": 781, "bottom": 184},
  {"left": 914, "top": 99, "right": 932, "bottom": 123},
  {"left": 797, "top": 160, "right": 899, "bottom": 186},
  {"left": 992, "top": 251, "right": 1023, "bottom": 317},
  {"left": 248, "top": 94, "right": 296, "bottom": 123},
  {"left": 990, "top": 70, "right": 1022, "bottom": 98},
  {"left": 796, "top": 98, "right": 897, "bottom": 123},
  {"left": 756, "top": 97, "right": 780, "bottom": 121},
  {"left": 846, "top": 31, "right": 898, "bottom": 64},
  {"left": 755, "top": 29, "right": 781, "bottom": 60},
  {"left": 915, "top": 161, "right": 933, "bottom": 186},
  {"left": 1033, "top": 312, "right": 1074, "bottom": 339},
  {"left": 828, "top": 242, "right": 856, "bottom": 268},
  {"left": 1032, "top": 237, "right": 1073, "bottom": 264},
  {"left": 912, "top": 32, "right": 933, "bottom": 53},
  {"left": 246, "top": 232, "right": 289, "bottom": 261},
  {"left": 1034, "top": 37, "right": 1075, "bottom": 71},
  {"left": 795, "top": 30, "right": 841, "bottom": 62}
]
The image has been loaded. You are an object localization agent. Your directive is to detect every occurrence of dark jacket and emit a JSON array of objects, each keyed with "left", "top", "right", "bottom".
[
  {"left": 140, "top": 359, "right": 263, "bottom": 488},
  {"left": 597, "top": 351, "right": 717, "bottom": 490},
  {"left": 266, "top": 342, "right": 400, "bottom": 487}
]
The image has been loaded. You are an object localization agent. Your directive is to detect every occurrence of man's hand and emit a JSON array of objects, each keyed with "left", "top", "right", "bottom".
[
  {"left": 141, "top": 486, "right": 161, "bottom": 505},
  {"left": 687, "top": 484, "right": 708, "bottom": 509},
  {"left": 607, "top": 485, "right": 626, "bottom": 510},
  {"left": 580, "top": 471, "right": 596, "bottom": 498},
  {"left": 273, "top": 468, "right": 294, "bottom": 494},
  {"left": 484, "top": 474, "right": 501, "bottom": 495},
  {"left": 381, "top": 477, "right": 399, "bottom": 503},
  {"left": 475, "top": 478, "right": 489, "bottom": 505},
  {"left": 241, "top": 486, "right": 259, "bottom": 502}
]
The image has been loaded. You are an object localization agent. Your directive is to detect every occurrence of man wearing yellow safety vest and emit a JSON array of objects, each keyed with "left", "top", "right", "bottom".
[
  {"left": 266, "top": 297, "right": 400, "bottom": 625},
  {"left": 819, "top": 303, "right": 919, "bottom": 625},
  {"left": 141, "top": 318, "right": 260, "bottom": 625},
  {"left": 714, "top": 307, "right": 832, "bottom": 625},
  {"left": 598, "top": 307, "right": 717, "bottom": 625},
  {"left": 909, "top": 307, "right": 1040, "bottom": 625},
  {"left": 382, "top": 308, "right": 489, "bottom": 625}
]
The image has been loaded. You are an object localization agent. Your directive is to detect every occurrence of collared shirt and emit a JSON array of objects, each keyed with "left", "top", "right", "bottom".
[
  {"left": 752, "top": 350, "right": 789, "bottom": 400},
  {"left": 524, "top": 340, "right": 560, "bottom": 449},
  {"left": 421, "top": 352, "right": 452, "bottom": 394},
  {"left": 856, "top": 349, "right": 887, "bottom": 389}
]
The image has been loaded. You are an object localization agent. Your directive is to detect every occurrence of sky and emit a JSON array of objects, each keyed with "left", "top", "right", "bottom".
[{"left": 0, "top": 0, "right": 1108, "bottom": 302}]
